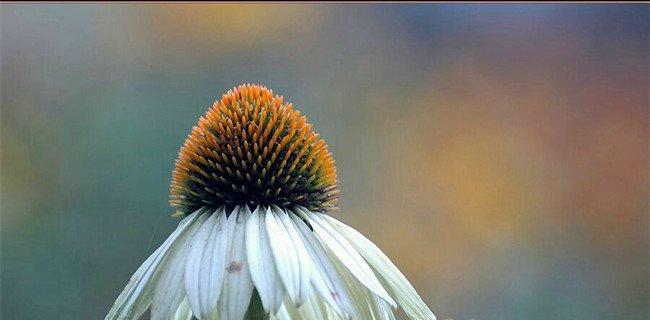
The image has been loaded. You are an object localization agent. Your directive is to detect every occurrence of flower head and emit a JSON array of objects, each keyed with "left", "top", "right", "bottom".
[
  {"left": 170, "top": 84, "right": 338, "bottom": 214},
  {"left": 106, "top": 84, "right": 436, "bottom": 320}
]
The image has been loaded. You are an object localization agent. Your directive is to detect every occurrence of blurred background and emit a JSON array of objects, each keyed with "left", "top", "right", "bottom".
[{"left": 1, "top": 4, "right": 648, "bottom": 320}]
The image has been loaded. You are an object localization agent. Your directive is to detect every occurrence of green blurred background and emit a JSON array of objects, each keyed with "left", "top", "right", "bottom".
[{"left": 1, "top": 4, "right": 648, "bottom": 320}]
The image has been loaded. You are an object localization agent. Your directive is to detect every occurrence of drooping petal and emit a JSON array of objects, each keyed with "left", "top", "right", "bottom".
[
  {"left": 273, "top": 206, "right": 313, "bottom": 304},
  {"left": 297, "top": 294, "right": 331, "bottom": 320},
  {"left": 265, "top": 207, "right": 310, "bottom": 305},
  {"left": 333, "top": 256, "right": 394, "bottom": 320},
  {"left": 373, "top": 294, "right": 397, "bottom": 320},
  {"left": 245, "top": 206, "right": 285, "bottom": 313},
  {"left": 270, "top": 302, "right": 294, "bottom": 320},
  {"left": 280, "top": 296, "right": 308, "bottom": 320},
  {"left": 171, "top": 298, "right": 193, "bottom": 320},
  {"left": 105, "top": 209, "right": 206, "bottom": 320},
  {"left": 322, "top": 214, "right": 436, "bottom": 320},
  {"left": 151, "top": 212, "right": 209, "bottom": 320},
  {"left": 289, "top": 212, "right": 354, "bottom": 319},
  {"left": 296, "top": 207, "right": 395, "bottom": 307},
  {"left": 184, "top": 208, "right": 233, "bottom": 319},
  {"left": 216, "top": 206, "right": 255, "bottom": 320}
]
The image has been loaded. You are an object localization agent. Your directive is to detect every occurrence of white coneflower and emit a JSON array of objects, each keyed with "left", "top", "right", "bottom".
[{"left": 106, "top": 84, "right": 436, "bottom": 320}]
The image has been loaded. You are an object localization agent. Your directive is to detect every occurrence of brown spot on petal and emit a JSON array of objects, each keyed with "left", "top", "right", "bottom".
[{"left": 227, "top": 261, "right": 243, "bottom": 273}]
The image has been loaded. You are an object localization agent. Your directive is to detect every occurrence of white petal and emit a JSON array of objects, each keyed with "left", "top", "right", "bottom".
[
  {"left": 280, "top": 296, "right": 306, "bottom": 320},
  {"left": 323, "top": 215, "right": 436, "bottom": 320},
  {"left": 245, "top": 206, "right": 285, "bottom": 313},
  {"left": 374, "top": 295, "right": 396, "bottom": 320},
  {"left": 216, "top": 206, "right": 255, "bottom": 320},
  {"left": 274, "top": 206, "right": 313, "bottom": 304},
  {"left": 297, "top": 295, "right": 328, "bottom": 320},
  {"left": 333, "top": 256, "right": 397, "bottom": 320},
  {"left": 151, "top": 213, "right": 209, "bottom": 320},
  {"left": 330, "top": 258, "right": 396, "bottom": 320},
  {"left": 265, "top": 207, "right": 308, "bottom": 305},
  {"left": 298, "top": 294, "right": 345, "bottom": 320},
  {"left": 184, "top": 208, "right": 232, "bottom": 320},
  {"left": 296, "top": 208, "right": 395, "bottom": 307},
  {"left": 270, "top": 303, "right": 294, "bottom": 320},
  {"left": 289, "top": 213, "right": 353, "bottom": 319},
  {"left": 105, "top": 209, "right": 206, "bottom": 320},
  {"left": 171, "top": 298, "right": 193, "bottom": 320}
]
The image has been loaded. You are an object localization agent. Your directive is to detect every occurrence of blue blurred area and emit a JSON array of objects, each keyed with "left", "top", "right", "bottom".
[{"left": 1, "top": 4, "right": 648, "bottom": 320}]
